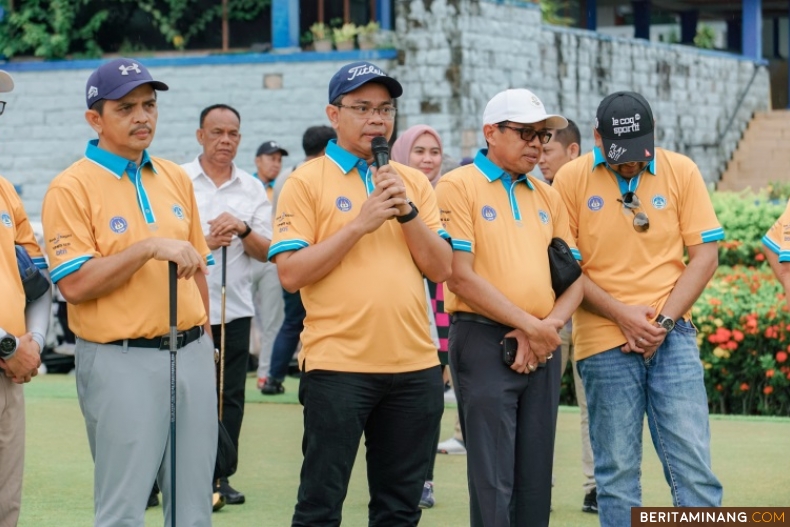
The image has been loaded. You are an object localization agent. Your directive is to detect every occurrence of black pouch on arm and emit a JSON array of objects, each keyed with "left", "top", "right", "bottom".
[
  {"left": 16, "top": 245, "right": 50, "bottom": 303},
  {"left": 548, "top": 237, "right": 582, "bottom": 297}
]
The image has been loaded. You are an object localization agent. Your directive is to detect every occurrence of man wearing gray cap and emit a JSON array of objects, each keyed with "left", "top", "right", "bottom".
[
  {"left": 437, "top": 88, "right": 583, "bottom": 526},
  {"left": 41, "top": 58, "right": 217, "bottom": 527},
  {"left": 0, "top": 69, "right": 52, "bottom": 525}
]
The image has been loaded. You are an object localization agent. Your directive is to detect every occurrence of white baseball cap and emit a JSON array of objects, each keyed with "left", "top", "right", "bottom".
[
  {"left": 483, "top": 89, "right": 567, "bottom": 129},
  {"left": 0, "top": 71, "right": 14, "bottom": 93}
]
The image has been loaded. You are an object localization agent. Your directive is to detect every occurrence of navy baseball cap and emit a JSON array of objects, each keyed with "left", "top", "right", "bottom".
[
  {"left": 595, "top": 91, "right": 655, "bottom": 164},
  {"left": 256, "top": 140, "right": 289, "bottom": 157},
  {"left": 328, "top": 61, "right": 403, "bottom": 103},
  {"left": 85, "top": 58, "right": 169, "bottom": 109}
]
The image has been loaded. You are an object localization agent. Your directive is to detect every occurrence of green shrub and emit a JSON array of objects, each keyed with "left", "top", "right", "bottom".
[{"left": 712, "top": 191, "right": 786, "bottom": 267}]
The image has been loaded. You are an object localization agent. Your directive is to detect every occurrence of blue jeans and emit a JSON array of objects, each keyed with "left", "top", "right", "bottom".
[
  {"left": 268, "top": 289, "right": 306, "bottom": 382},
  {"left": 577, "top": 319, "right": 722, "bottom": 527}
]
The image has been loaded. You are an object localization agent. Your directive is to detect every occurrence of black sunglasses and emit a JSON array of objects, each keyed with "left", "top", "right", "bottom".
[
  {"left": 617, "top": 192, "right": 649, "bottom": 232},
  {"left": 497, "top": 124, "right": 552, "bottom": 145}
]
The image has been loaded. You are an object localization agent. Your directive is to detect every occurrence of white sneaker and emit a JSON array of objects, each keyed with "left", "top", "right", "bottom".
[{"left": 436, "top": 437, "right": 466, "bottom": 455}]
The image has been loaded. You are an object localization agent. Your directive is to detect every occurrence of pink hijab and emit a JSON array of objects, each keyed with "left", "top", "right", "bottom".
[{"left": 391, "top": 125, "right": 444, "bottom": 187}]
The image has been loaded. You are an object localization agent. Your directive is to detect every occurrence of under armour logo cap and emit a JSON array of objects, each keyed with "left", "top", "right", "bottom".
[
  {"left": 328, "top": 61, "right": 403, "bottom": 103},
  {"left": 85, "top": 58, "right": 169, "bottom": 109},
  {"left": 0, "top": 70, "right": 14, "bottom": 93}
]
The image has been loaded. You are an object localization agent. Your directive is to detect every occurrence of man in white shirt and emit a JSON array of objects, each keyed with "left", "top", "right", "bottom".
[{"left": 182, "top": 103, "right": 272, "bottom": 506}]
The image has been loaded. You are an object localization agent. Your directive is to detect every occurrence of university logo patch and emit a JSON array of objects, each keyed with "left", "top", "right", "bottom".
[
  {"left": 335, "top": 196, "right": 352, "bottom": 212},
  {"left": 481, "top": 205, "right": 497, "bottom": 221},
  {"left": 110, "top": 216, "right": 128, "bottom": 234},
  {"left": 538, "top": 210, "right": 550, "bottom": 225},
  {"left": 587, "top": 196, "right": 604, "bottom": 212},
  {"left": 651, "top": 194, "right": 667, "bottom": 210},
  {"left": 172, "top": 204, "right": 184, "bottom": 220},
  {"left": 0, "top": 211, "right": 11, "bottom": 228}
]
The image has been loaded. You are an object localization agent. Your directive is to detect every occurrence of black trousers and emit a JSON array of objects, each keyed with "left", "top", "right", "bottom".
[
  {"left": 449, "top": 320, "right": 561, "bottom": 527},
  {"left": 212, "top": 317, "right": 251, "bottom": 455},
  {"left": 292, "top": 366, "right": 444, "bottom": 527}
]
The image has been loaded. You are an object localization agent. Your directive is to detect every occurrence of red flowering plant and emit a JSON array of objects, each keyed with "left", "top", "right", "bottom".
[
  {"left": 711, "top": 191, "right": 785, "bottom": 267},
  {"left": 694, "top": 266, "right": 790, "bottom": 416}
]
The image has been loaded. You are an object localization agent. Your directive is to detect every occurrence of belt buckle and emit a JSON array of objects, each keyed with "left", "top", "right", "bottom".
[{"left": 159, "top": 332, "right": 186, "bottom": 350}]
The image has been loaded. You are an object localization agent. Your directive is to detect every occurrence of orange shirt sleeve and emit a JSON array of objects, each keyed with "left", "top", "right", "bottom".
[{"left": 436, "top": 175, "right": 475, "bottom": 253}]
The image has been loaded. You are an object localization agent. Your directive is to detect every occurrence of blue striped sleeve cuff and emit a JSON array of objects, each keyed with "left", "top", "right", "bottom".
[
  {"left": 438, "top": 228, "right": 451, "bottom": 240},
  {"left": 32, "top": 256, "right": 49, "bottom": 270},
  {"left": 761, "top": 235, "right": 790, "bottom": 262},
  {"left": 268, "top": 239, "right": 310, "bottom": 259},
  {"left": 50, "top": 255, "right": 92, "bottom": 283},
  {"left": 206, "top": 253, "right": 216, "bottom": 266},
  {"left": 451, "top": 239, "right": 473, "bottom": 252},
  {"left": 700, "top": 227, "right": 725, "bottom": 243},
  {"left": 570, "top": 248, "right": 582, "bottom": 261}
]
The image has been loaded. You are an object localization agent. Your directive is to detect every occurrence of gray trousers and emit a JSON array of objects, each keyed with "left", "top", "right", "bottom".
[
  {"left": 449, "top": 319, "right": 561, "bottom": 527},
  {"left": 75, "top": 335, "right": 217, "bottom": 527}
]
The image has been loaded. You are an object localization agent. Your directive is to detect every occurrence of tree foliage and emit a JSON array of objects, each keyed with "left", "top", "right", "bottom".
[{"left": 0, "top": 0, "right": 270, "bottom": 59}]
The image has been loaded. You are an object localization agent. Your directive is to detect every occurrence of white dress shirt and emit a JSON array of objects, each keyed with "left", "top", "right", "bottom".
[{"left": 183, "top": 156, "right": 273, "bottom": 324}]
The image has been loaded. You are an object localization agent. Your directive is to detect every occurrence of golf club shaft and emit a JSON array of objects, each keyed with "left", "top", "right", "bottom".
[{"left": 168, "top": 261, "right": 178, "bottom": 526}]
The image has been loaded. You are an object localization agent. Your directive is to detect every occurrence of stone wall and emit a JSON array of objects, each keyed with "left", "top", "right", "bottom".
[
  {"left": 0, "top": 0, "right": 771, "bottom": 217},
  {"left": 394, "top": 0, "right": 770, "bottom": 184}
]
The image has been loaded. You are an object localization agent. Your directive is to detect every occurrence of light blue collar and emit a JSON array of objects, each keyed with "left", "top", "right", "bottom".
[
  {"left": 592, "top": 146, "right": 656, "bottom": 175},
  {"left": 85, "top": 139, "right": 156, "bottom": 179},
  {"left": 325, "top": 139, "right": 362, "bottom": 175},
  {"left": 473, "top": 149, "right": 534, "bottom": 190}
]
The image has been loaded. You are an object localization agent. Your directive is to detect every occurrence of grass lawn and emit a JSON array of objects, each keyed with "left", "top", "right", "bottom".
[{"left": 19, "top": 374, "right": 790, "bottom": 526}]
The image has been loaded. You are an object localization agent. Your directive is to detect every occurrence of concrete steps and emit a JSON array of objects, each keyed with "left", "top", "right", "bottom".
[{"left": 719, "top": 110, "right": 790, "bottom": 191}]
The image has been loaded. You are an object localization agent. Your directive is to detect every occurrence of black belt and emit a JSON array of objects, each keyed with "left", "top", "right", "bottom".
[
  {"left": 451, "top": 312, "right": 510, "bottom": 328},
  {"left": 107, "top": 326, "right": 203, "bottom": 350}
]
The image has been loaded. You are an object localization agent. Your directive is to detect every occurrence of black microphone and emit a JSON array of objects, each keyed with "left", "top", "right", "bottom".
[{"left": 371, "top": 136, "right": 390, "bottom": 168}]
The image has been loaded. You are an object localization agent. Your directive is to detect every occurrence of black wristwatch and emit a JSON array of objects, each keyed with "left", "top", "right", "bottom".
[
  {"left": 397, "top": 201, "right": 419, "bottom": 224},
  {"left": 0, "top": 333, "right": 18, "bottom": 359},
  {"left": 238, "top": 221, "right": 252, "bottom": 239},
  {"left": 656, "top": 314, "right": 675, "bottom": 333}
]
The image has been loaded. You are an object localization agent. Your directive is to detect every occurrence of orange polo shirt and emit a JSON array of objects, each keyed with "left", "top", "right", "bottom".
[
  {"left": 268, "top": 140, "right": 449, "bottom": 373},
  {"left": 553, "top": 147, "right": 724, "bottom": 359},
  {"left": 0, "top": 176, "right": 47, "bottom": 337},
  {"left": 436, "top": 149, "right": 579, "bottom": 319},
  {"left": 762, "top": 199, "right": 790, "bottom": 261},
  {"left": 42, "top": 140, "right": 213, "bottom": 343}
]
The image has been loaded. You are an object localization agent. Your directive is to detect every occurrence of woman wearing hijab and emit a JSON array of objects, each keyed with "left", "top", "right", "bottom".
[{"left": 391, "top": 125, "right": 449, "bottom": 510}]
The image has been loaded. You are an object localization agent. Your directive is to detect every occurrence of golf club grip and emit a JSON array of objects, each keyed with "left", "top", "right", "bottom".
[
  {"left": 221, "top": 246, "right": 227, "bottom": 286},
  {"left": 168, "top": 261, "right": 177, "bottom": 330}
]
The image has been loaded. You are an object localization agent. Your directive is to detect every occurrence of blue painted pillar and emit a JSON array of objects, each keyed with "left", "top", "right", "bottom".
[
  {"left": 632, "top": 1, "right": 651, "bottom": 41},
  {"left": 586, "top": 0, "right": 597, "bottom": 31},
  {"left": 376, "top": 0, "right": 392, "bottom": 30},
  {"left": 272, "top": 0, "right": 300, "bottom": 50},
  {"left": 680, "top": 10, "right": 698, "bottom": 45},
  {"left": 742, "top": 0, "right": 762, "bottom": 60}
]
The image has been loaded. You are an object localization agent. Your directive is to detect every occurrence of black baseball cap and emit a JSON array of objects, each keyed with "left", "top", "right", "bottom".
[
  {"left": 328, "top": 61, "right": 403, "bottom": 103},
  {"left": 595, "top": 91, "right": 654, "bottom": 164},
  {"left": 256, "top": 140, "right": 289, "bottom": 157},
  {"left": 85, "top": 58, "right": 168, "bottom": 109}
]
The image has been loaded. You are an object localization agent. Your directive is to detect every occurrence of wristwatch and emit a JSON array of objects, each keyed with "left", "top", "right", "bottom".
[
  {"left": 397, "top": 201, "right": 419, "bottom": 224},
  {"left": 0, "top": 333, "right": 18, "bottom": 359},
  {"left": 656, "top": 314, "right": 675, "bottom": 333},
  {"left": 238, "top": 221, "right": 252, "bottom": 239}
]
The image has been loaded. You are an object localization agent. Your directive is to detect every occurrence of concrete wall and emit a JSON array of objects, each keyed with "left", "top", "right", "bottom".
[{"left": 0, "top": 0, "right": 771, "bottom": 217}]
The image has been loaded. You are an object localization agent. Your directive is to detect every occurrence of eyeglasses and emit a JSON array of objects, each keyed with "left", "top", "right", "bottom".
[
  {"left": 497, "top": 124, "right": 552, "bottom": 145},
  {"left": 0, "top": 101, "right": 5, "bottom": 116},
  {"left": 617, "top": 191, "right": 650, "bottom": 232},
  {"left": 334, "top": 104, "right": 397, "bottom": 120}
]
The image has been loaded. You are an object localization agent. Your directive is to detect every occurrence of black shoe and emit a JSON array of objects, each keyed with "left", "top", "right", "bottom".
[
  {"left": 261, "top": 378, "right": 285, "bottom": 395},
  {"left": 217, "top": 479, "right": 246, "bottom": 505},
  {"left": 146, "top": 484, "right": 160, "bottom": 509},
  {"left": 582, "top": 488, "right": 598, "bottom": 513}
]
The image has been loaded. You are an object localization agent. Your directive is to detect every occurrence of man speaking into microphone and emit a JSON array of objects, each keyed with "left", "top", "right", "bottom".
[{"left": 268, "top": 61, "right": 452, "bottom": 526}]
